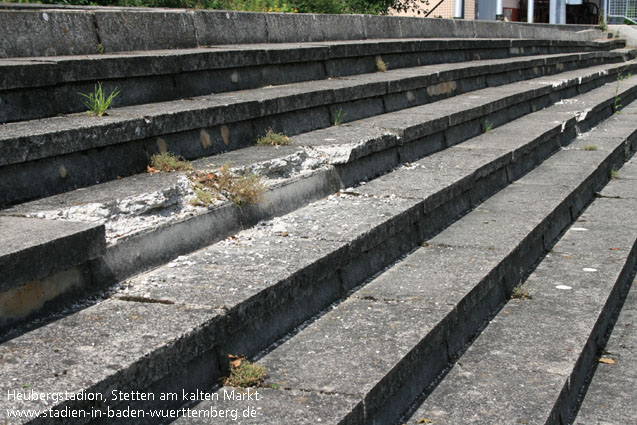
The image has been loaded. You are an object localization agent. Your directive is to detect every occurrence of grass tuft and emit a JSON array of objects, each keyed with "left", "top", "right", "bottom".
[
  {"left": 148, "top": 152, "right": 193, "bottom": 172},
  {"left": 484, "top": 120, "right": 494, "bottom": 133},
  {"left": 256, "top": 129, "right": 291, "bottom": 146},
  {"left": 224, "top": 355, "right": 267, "bottom": 388},
  {"left": 78, "top": 82, "right": 119, "bottom": 116},
  {"left": 610, "top": 166, "right": 620, "bottom": 180},
  {"left": 583, "top": 145, "right": 598, "bottom": 151},
  {"left": 375, "top": 56, "right": 387, "bottom": 72},
  {"left": 333, "top": 108, "right": 346, "bottom": 126}
]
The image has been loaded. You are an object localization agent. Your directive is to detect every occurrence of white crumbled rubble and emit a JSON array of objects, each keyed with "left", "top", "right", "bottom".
[
  {"left": 19, "top": 142, "right": 379, "bottom": 244},
  {"left": 27, "top": 175, "right": 199, "bottom": 243}
]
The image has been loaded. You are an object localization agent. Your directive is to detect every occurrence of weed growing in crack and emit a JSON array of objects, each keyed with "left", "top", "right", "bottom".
[
  {"left": 78, "top": 82, "right": 119, "bottom": 116},
  {"left": 190, "top": 186, "right": 216, "bottom": 207},
  {"left": 375, "top": 56, "right": 387, "bottom": 72},
  {"left": 583, "top": 145, "right": 598, "bottom": 151},
  {"left": 256, "top": 129, "right": 291, "bottom": 146},
  {"left": 610, "top": 166, "right": 620, "bottom": 180},
  {"left": 224, "top": 355, "right": 267, "bottom": 388},
  {"left": 333, "top": 108, "right": 346, "bottom": 126},
  {"left": 192, "top": 164, "right": 265, "bottom": 207},
  {"left": 148, "top": 152, "right": 193, "bottom": 172},
  {"left": 484, "top": 120, "right": 494, "bottom": 133},
  {"left": 511, "top": 282, "right": 532, "bottom": 300},
  {"left": 613, "top": 69, "right": 633, "bottom": 114}
]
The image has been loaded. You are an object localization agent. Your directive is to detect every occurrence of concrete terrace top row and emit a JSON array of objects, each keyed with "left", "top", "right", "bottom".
[{"left": 0, "top": 4, "right": 604, "bottom": 58}]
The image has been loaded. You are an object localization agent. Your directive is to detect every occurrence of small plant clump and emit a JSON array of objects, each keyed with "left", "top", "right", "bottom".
[
  {"left": 192, "top": 164, "right": 265, "bottom": 207},
  {"left": 78, "top": 82, "right": 120, "bottom": 116},
  {"left": 511, "top": 283, "right": 532, "bottom": 300},
  {"left": 148, "top": 152, "right": 193, "bottom": 173},
  {"left": 224, "top": 355, "right": 267, "bottom": 388},
  {"left": 583, "top": 145, "right": 598, "bottom": 151},
  {"left": 375, "top": 56, "right": 387, "bottom": 72},
  {"left": 610, "top": 166, "right": 620, "bottom": 180},
  {"left": 484, "top": 120, "right": 494, "bottom": 133},
  {"left": 256, "top": 129, "right": 291, "bottom": 146},
  {"left": 146, "top": 153, "right": 264, "bottom": 208}
]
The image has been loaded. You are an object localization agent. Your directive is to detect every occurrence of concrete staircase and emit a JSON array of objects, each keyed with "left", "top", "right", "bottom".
[{"left": 1, "top": 6, "right": 636, "bottom": 425}]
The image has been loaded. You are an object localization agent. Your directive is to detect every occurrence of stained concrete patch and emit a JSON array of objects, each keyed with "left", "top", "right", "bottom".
[{"left": 0, "top": 216, "right": 104, "bottom": 291}]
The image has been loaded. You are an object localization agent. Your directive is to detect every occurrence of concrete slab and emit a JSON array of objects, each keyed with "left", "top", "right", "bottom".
[
  {"left": 0, "top": 216, "right": 104, "bottom": 292},
  {"left": 0, "top": 299, "right": 224, "bottom": 423}
]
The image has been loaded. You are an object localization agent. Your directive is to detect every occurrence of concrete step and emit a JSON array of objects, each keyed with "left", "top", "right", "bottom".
[
  {"left": 175, "top": 95, "right": 637, "bottom": 425},
  {"left": 0, "top": 7, "right": 607, "bottom": 58},
  {"left": 2, "top": 50, "right": 634, "bottom": 207},
  {"left": 0, "top": 216, "right": 105, "bottom": 328},
  {"left": 404, "top": 137, "right": 637, "bottom": 425},
  {"left": 1, "top": 72, "right": 634, "bottom": 425},
  {"left": 1, "top": 38, "right": 624, "bottom": 123},
  {"left": 2, "top": 61, "right": 635, "bottom": 330}
]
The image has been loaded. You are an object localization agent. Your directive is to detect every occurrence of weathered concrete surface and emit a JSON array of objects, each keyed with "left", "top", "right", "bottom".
[
  {"left": 3, "top": 67, "right": 632, "bottom": 295},
  {"left": 0, "top": 299, "right": 224, "bottom": 425},
  {"left": 3, "top": 54, "right": 633, "bottom": 210},
  {"left": 1, "top": 43, "right": 630, "bottom": 124},
  {"left": 1, "top": 54, "right": 631, "bottom": 166},
  {"left": 407, "top": 204, "right": 637, "bottom": 425},
  {"left": 171, "top": 91, "right": 636, "bottom": 425},
  {"left": 404, "top": 119, "right": 637, "bottom": 425},
  {"left": 0, "top": 9, "right": 99, "bottom": 58},
  {"left": 0, "top": 8, "right": 608, "bottom": 58},
  {"left": 0, "top": 216, "right": 104, "bottom": 292},
  {"left": 572, "top": 154, "right": 637, "bottom": 425},
  {"left": 574, "top": 284, "right": 637, "bottom": 425}
]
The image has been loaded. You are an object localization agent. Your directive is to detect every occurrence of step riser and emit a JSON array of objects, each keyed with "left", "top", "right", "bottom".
[
  {"left": 2, "top": 54, "right": 633, "bottom": 209},
  {"left": 56, "top": 82, "right": 637, "bottom": 425},
  {"left": 1, "top": 43, "right": 621, "bottom": 123}
]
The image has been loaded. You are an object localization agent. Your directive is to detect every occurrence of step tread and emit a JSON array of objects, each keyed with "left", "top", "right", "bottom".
[
  {"left": 403, "top": 124, "right": 637, "bottom": 425},
  {"left": 0, "top": 216, "right": 104, "bottom": 291},
  {"left": 1, "top": 51, "right": 632, "bottom": 167}
]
